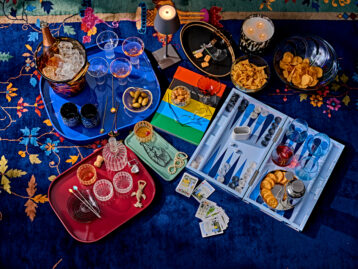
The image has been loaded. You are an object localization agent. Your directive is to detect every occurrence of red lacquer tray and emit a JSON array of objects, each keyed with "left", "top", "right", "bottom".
[{"left": 48, "top": 146, "right": 156, "bottom": 243}]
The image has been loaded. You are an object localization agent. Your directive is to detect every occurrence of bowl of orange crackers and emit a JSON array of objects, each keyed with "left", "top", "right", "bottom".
[
  {"left": 273, "top": 36, "right": 338, "bottom": 91},
  {"left": 231, "top": 55, "right": 270, "bottom": 93}
]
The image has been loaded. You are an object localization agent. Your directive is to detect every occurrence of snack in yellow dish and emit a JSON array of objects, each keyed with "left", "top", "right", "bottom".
[
  {"left": 260, "top": 170, "right": 291, "bottom": 208},
  {"left": 171, "top": 86, "right": 191, "bottom": 107},
  {"left": 279, "top": 52, "right": 323, "bottom": 89},
  {"left": 231, "top": 59, "right": 268, "bottom": 90}
]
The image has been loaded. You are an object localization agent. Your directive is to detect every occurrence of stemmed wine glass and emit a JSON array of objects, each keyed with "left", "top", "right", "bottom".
[
  {"left": 122, "top": 37, "right": 145, "bottom": 65},
  {"left": 96, "top": 30, "right": 119, "bottom": 60},
  {"left": 87, "top": 57, "right": 109, "bottom": 86},
  {"left": 110, "top": 58, "right": 132, "bottom": 105},
  {"left": 110, "top": 58, "right": 132, "bottom": 86}
]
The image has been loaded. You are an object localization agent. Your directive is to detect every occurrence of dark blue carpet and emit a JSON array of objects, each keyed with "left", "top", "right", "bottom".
[{"left": 0, "top": 19, "right": 358, "bottom": 268}]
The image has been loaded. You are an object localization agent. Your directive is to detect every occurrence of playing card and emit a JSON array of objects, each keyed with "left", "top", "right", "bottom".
[
  {"left": 207, "top": 215, "right": 227, "bottom": 231},
  {"left": 199, "top": 218, "right": 224, "bottom": 238},
  {"left": 195, "top": 200, "right": 216, "bottom": 220},
  {"left": 175, "top": 173, "right": 199, "bottom": 197},
  {"left": 192, "top": 180, "right": 215, "bottom": 202},
  {"left": 212, "top": 211, "right": 229, "bottom": 230},
  {"left": 203, "top": 204, "right": 221, "bottom": 219}
]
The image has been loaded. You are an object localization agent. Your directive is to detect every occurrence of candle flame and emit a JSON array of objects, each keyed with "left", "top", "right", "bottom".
[
  {"left": 259, "top": 33, "right": 267, "bottom": 41},
  {"left": 247, "top": 27, "right": 254, "bottom": 34},
  {"left": 256, "top": 21, "right": 265, "bottom": 30}
]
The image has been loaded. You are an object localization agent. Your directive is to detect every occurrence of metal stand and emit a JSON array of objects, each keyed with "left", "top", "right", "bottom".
[{"left": 152, "top": 35, "right": 181, "bottom": 69}]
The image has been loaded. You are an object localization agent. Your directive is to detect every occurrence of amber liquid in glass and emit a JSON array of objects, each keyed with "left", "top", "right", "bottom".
[{"left": 123, "top": 41, "right": 143, "bottom": 58}]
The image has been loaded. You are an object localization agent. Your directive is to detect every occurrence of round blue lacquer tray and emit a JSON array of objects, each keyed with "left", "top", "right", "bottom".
[{"left": 39, "top": 40, "right": 161, "bottom": 144}]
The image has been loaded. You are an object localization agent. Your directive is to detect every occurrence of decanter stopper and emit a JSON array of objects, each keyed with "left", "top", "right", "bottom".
[{"left": 108, "top": 137, "right": 119, "bottom": 154}]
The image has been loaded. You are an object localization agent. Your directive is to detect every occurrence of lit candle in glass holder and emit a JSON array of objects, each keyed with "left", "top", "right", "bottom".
[{"left": 240, "top": 14, "right": 274, "bottom": 54}]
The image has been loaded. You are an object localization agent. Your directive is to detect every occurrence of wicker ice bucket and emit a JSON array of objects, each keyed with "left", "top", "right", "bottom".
[{"left": 35, "top": 37, "right": 89, "bottom": 98}]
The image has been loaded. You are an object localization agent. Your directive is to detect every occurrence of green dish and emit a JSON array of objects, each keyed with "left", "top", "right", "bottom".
[{"left": 124, "top": 130, "right": 187, "bottom": 181}]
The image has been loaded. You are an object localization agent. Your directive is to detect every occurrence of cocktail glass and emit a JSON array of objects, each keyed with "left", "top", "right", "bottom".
[
  {"left": 88, "top": 57, "right": 109, "bottom": 85},
  {"left": 96, "top": 30, "right": 119, "bottom": 60},
  {"left": 122, "top": 37, "right": 144, "bottom": 65},
  {"left": 110, "top": 57, "right": 132, "bottom": 86}
]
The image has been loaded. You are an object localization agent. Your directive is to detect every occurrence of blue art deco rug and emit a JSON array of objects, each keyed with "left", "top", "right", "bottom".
[{"left": 0, "top": 1, "right": 358, "bottom": 268}]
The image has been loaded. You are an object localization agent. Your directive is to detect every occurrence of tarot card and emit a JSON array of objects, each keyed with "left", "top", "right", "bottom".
[
  {"left": 199, "top": 218, "right": 224, "bottom": 238},
  {"left": 175, "top": 173, "right": 199, "bottom": 197},
  {"left": 192, "top": 180, "right": 215, "bottom": 202}
]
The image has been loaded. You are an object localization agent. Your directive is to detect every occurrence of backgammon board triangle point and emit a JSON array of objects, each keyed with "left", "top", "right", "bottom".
[
  {"left": 208, "top": 150, "right": 227, "bottom": 178},
  {"left": 255, "top": 114, "right": 274, "bottom": 143},
  {"left": 224, "top": 154, "right": 241, "bottom": 183},
  {"left": 202, "top": 146, "right": 220, "bottom": 174},
  {"left": 233, "top": 159, "right": 247, "bottom": 179}
]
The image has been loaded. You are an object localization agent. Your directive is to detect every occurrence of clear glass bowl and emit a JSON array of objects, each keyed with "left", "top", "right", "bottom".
[
  {"left": 171, "top": 85, "right": 191, "bottom": 107},
  {"left": 231, "top": 55, "right": 270, "bottom": 93},
  {"left": 93, "top": 179, "right": 114, "bottom": 202},
  {"left": 273, "top": 36, "right": 338, "bottom": 91},
  {"left": 122, "top": 87, "right": 153, "bottom": 113},
  {"left": 113, "top": 172, "right": 133, "bottom": 195}
]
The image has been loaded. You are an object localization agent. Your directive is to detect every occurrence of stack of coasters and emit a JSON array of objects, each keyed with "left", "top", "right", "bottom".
[
  {"left": 196, "top": 200, "right": 229, "bottom": 238},
  {"left": 175, "top": 173, "right": 229, "bottom": 237}
]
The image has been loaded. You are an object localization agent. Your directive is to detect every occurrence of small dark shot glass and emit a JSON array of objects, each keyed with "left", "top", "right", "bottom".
[
  {"left": 60, "top": 102, "right": 80, "bottom": 127},
  {"left": 80, "top": 104, "right": 100, "bottom": 128}
]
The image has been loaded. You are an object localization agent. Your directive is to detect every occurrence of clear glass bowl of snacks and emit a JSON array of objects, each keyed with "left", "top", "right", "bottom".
[
  {"left": 171, "top": 85, "right": 191, "bottom": 107},
  {"left": 273, "top": 36, "right": 338, "bottom": 91},
  {"left": 122, "top": 87, "right": 153, "bottom": 113},
  {"left": 231, "top": 55, "right": 270, "bottom": 93}
]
